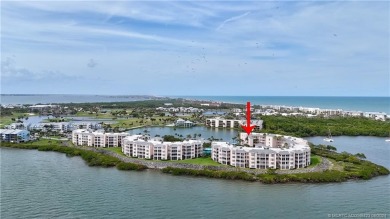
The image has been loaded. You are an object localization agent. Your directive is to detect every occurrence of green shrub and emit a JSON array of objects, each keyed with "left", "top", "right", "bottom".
[
  {"left": 117, "top": 162, "right": 147, "bottom": 171},
  {"left": 162, "top": 167, "right": 256, "bottom": 181}
]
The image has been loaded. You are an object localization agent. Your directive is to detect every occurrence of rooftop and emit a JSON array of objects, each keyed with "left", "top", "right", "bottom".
[{"left": 0, "top": 129, "right": 28, "bottom": 134}]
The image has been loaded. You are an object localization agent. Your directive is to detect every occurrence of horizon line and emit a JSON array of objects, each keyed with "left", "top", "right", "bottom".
[{"left": 1, "top": 94, "right": 390, "bottom": 98}]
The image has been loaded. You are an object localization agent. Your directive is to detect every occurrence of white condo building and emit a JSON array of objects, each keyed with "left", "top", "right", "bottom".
[
  {"left": 212, "top": 133, "right": 311, "bottom": 170},
  {"left": 0, "top": 129, "right": 30, "bottom": 143},
  {"left": 175, "top": 119, "right": 194, "bottom": 127},
  {"left": 122, "top": 135, "right": 203, "bottom": 160},
  {"left": 205, "top": 117, "right": 263, "bottom": 131},
  {"left": 72, "top": 129, "right": 129, "bottom": 147}
]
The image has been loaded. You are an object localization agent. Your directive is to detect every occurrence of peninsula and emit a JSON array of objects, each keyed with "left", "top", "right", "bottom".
[{"left": 1, "top": 98, "right": 389, "bottom": 183}]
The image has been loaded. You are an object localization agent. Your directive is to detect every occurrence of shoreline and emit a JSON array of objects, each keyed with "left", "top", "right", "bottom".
[
  {"left": 1, "top": 140, "right": 388, "bottom": 184},
  {"left": 2, "top": 96, "right": 390, "bottom": 115},
  {"left": 178, "top": 96, "right": 390, "bottom": 115}
]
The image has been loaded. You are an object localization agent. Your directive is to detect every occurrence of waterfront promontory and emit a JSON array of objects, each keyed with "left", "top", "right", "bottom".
[
  {"left": 1, "top": 97, "right": 389, "bottom": 184},
  {"left": 1, "top": 136, "right": 388, "bottom": 184}
]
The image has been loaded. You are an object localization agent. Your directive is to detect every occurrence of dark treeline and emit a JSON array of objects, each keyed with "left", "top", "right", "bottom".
[
  {"left": 1, "top": 142, "right": 147, "bottom": 171},
  {"left": 162, "top": 135, "right": 183, "bottom": 142},
  {"left": 0, "top": 107, "right": 29, "bottom": 116},
  {"left": 162, "top": 167, "right": 257, "bottom": 181},
  {"left": 260, "top": 116, "right": 390, "bottom": 137}
]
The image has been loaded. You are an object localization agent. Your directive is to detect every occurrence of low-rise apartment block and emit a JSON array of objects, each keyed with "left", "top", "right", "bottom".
[
  {"left": 72, "top": 129, "right": 129, "bottom": 147},
  {"left": 0, "top": 129, "right": 30, "bottom": 143},
  {"left": 212, "top": 133, "right": 310, "bottom": 170},
  {"left": 175, "top": 119, "right": 195, "bottom": 127},
  {"left": 122, "top": 135, "right": 203, "bottom": 160},
  {"left": 205, "top": 117, "right": 263, "bottom": 131}
]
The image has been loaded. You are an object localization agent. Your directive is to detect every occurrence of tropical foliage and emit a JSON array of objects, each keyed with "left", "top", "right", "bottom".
[{"left": 260, "top": 116, "right": 390, "bottom": 137}]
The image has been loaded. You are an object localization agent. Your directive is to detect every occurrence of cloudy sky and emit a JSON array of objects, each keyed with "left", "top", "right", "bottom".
[{"left": 1, "top": 1, "right": 389, "bottom": 96}]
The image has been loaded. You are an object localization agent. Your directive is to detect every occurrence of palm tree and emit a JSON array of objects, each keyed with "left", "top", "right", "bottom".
[{"left": 232, "top": 136, "right": 237, "bottom": 144}]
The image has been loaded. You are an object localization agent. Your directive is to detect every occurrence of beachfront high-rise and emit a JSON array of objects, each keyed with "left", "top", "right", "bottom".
[{"left": 212, "top": 133, "right": 311, "bottom": 170}]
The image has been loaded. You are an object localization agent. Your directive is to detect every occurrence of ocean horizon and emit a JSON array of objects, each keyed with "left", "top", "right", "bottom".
[{"left": 1, "top": 94, "right": 389, "bottom": 114}]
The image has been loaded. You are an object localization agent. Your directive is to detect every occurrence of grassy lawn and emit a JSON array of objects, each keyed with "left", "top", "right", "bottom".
[
  {"left": 0, "top": 113, "right": 30, "bottom": 128},
  {"left": 102, "top": 147, "right": 222, "bottom": 166},
  {"left": 0, "top": 116, "right": 14, "bottom": 128},
  {"left": 328, "top": 158, "right": 344, "bottom": 171},
  {"left": 104, "top": 147, "right": 124, "bottom": 155},
  {"left": 309, "top": 155, "right": 322, "bottom": 167},
  {"left": 112, "top": 116, "right": 172, "bottom": 128},
  {"left": 19, "top": 139, "right": 64, "bottom": 147},
  {"left": 75, "top": 111, "right": 115, "bottom": 119},
  {"left": 72, "top": 110, "right": 199, "bottom": 129},
  {"left": 174, "top": 157, "right": 223, "bottom": 166}
]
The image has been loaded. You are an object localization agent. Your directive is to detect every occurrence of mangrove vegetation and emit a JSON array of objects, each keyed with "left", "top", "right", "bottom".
[{"left": 260, "top": 116, "right": 390, "bottom": 137}]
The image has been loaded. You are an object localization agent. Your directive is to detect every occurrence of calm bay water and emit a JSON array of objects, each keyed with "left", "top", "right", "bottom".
[
  {"left": 1, "top": 136, "right": 389, "bottom": 219},
  {"left": 128, "top": 126, "right": 238, "bottom": 141},
  {"left": 305, "top": 136, "right": 390, "bottom": 167},
  {"left": 1, "top": 95, "right": 390, "bottom": 218}
]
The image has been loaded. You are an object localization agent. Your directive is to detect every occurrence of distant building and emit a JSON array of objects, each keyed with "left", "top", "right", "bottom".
[
  {"left": 363, "top": 112, "right": 387, "bottom": 121},
  {"left": 27, "top": 122, "right": 101, "bottom": 133},
  {"left": 205, "top": 117, "right": 263, "bottom": 131},
  {"left": 175, "top": 119, "right": 194, "bottom": 127},
  {"left": 28, "top": 104, "right": 59, "bottom": 112},
  {"left": 231, "top": 108, "right": 242, "bottom": 113},
  {"left": 0, "top": 129, "right": 30, "bottom": 143},
  {"left": 28, "top": 122, "right": 70, "bottom": 133},
  {"left": 156, "top": 106, "right": 203, "bottom": 113},
  {"left": 5, "top": 123, "right": 26, "bottom": 130}
]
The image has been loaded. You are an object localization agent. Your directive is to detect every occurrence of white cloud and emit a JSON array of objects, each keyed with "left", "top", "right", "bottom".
[
  {"left": 216, "top": 11, "right": 251, "bottom": 31},
  {"left": 1, "top": 1, "right": 388, "bottom": 96}
]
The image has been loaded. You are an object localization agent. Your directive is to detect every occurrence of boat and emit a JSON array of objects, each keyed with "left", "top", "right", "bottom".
[
  {"left": 323, "top": 128, "right": 334, "bottom": 142},
  {"left": 386, "top": 132, "right": 390, "bottom": 142}
]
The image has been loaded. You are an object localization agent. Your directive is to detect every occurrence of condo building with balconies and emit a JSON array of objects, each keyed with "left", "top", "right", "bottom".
[
  {"left": 212, "top": 133, "right": 311, "bottom": 170},
  {"left": 122, "top": 135, "right": 203, "bottom": 160},
  {"left": 72, "top": 129, "right": 129, "bottom": 147},
  {"left": 205, "top": 117, "right": 263, "bottom": 131}
]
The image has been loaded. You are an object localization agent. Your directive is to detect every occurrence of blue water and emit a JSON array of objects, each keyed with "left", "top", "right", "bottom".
[
  {"left": 1, "top": 136, "right": 389, "bottom": 218},
  {"left": 305, "top": 136, "right": 390, "bottom": 167},
  {"left": 1, "top": 94, "right": 389, "bottom": 114},
  {"left": 128, "top": 126, "right": 238, "bottom": 141},
  {"left": 178, "top": 96, "right": 390, "bottom": 114}
]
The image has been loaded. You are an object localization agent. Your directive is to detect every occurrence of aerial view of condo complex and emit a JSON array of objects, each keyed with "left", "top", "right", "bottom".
[{"left": 1, "top": 1, "right": 389, "bottom": 219}]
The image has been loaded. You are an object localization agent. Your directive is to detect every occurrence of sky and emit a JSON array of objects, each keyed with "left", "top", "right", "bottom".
[{"left": 1, "top": 1, "right": 389, "bottom": 96}]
